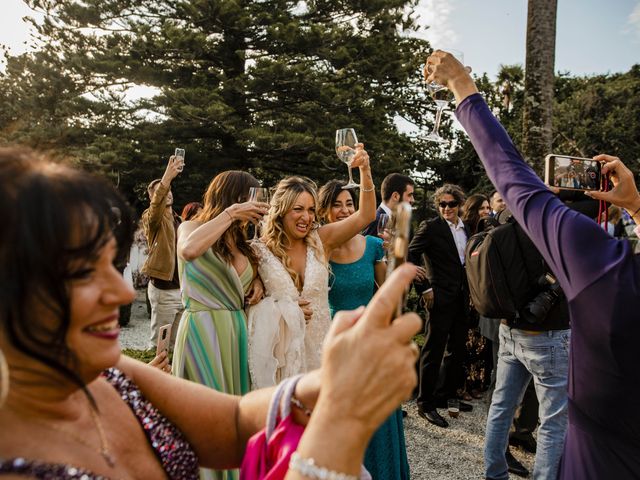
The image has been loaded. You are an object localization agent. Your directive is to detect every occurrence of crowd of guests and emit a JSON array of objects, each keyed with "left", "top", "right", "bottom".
[{"left": 1, "top": 50, "right": 640, "bottom": 480}]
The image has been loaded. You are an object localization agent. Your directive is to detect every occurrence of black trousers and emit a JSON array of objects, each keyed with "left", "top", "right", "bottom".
[{"left": 417, "top": 295, "right": 469, "bottom": 411}]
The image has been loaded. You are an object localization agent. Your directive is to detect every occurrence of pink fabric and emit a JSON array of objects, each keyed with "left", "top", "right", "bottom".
[{"left": 240, "top": 414, "right": 305, "bottom": 480}]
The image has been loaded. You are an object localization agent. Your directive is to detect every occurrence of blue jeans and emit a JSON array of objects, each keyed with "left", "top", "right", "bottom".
[{"left": 484, "top": 324, "right": 570, "bottom": 480}]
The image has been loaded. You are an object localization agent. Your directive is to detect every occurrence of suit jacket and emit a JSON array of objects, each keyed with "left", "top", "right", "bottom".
[
  {"left": 408, "top": 216, "right": 471, "bottom": 309},
  {"left": 362, "top": 206, "right": 387, "bottom": 237}
]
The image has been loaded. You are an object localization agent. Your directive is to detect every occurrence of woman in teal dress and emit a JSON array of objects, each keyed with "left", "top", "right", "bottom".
[
  {"left": 174, "top": 170, "right": 269, "bottom": 480},
  {"left": 319, "top": 180, "right": 411, "bottom": 480}
]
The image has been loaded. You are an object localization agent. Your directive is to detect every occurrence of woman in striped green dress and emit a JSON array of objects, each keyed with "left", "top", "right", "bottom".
[{"left": 173, "top": 171, "right": 269, "bottom": 480}]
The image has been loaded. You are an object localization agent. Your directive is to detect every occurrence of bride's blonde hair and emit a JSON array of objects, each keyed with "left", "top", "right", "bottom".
[{"left": 263, "top": 176, "right": 326, "bottom": 291}]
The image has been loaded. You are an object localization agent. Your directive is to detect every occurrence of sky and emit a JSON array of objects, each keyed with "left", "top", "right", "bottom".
[{"left": 1, "top": 0, "right": 639, "bottom": 80}]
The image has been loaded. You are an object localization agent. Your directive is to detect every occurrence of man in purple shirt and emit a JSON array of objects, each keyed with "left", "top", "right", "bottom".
[{"left": 425, "top": 50, "right": 640, "bottom": 479}]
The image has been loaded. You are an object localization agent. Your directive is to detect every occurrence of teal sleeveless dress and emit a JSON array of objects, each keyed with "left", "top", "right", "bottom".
[{"left": 329, "top": 235, "right": 410, "bottom": 480}]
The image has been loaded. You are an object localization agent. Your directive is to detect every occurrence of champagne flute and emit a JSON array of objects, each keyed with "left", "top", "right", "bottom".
[
  {"left": 248, "top": 187, "right": 270, "bottom": 240},
  {"left": 335, "top": 128, "right": 359, "bottom": 189},
  {"left": 377, "top": 213, "right": 390, "bottom": 236},
  {"left": 425, "top": 49, "right": 464, "bottom": 145}
]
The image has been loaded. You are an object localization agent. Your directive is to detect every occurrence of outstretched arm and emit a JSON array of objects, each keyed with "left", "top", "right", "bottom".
[
  {"left": 177, "top": 202, "right": 268, "bottom": 261},
  {"left": 143, "top": 156, "right": 182, "bottom": 239},
  {"left": 116, "top": 356, "right": 320, "bottom": 468},
  {"left": 319, "top": 145, "right": 376, "bottom": 250},
  {"left": 425, "top": 50, "right": 628, "bottom": 300}
]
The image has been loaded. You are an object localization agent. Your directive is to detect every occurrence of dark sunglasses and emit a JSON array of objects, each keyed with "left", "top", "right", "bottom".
[{"left": 438, "top": 201, "right": 459, "bottom": 209}]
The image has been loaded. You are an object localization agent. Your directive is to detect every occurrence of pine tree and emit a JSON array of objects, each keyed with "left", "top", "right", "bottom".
[{"left": 1, "top": 0, "right": 434, "bottom": 211}]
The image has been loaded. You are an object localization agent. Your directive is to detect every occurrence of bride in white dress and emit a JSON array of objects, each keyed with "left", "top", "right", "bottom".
[{"left": 247, "top": 145, "right": 376, "bottom": 388}]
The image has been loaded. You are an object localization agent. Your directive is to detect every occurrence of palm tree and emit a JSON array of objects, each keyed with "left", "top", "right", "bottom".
[
  {"left": 497, "top": 64, "right": 524, "bottom": 111},
  {"left": 522, "top": 0, "right": 558, "bottom": 169}
]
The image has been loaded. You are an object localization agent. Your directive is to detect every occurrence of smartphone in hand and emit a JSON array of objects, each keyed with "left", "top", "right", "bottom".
[
  {"left": 544, "top": 154, "right": 602, "bottom": 191},
  {"left": 174, "top": 148, "right": 185, "bottom": 172},
  {"left": 386, "top": 202, "right": 412, "bottom": 316},
  {"left": 156, "top": 324, "right": 172, "bottom": 355}
]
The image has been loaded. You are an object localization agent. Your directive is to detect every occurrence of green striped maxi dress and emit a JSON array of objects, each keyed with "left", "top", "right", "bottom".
[{"left": 173, "top": 249, "right": 251, "bottom": 480}]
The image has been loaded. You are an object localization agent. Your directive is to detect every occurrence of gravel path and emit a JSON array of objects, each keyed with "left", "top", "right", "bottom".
[
  {"left": 119, "top": 289, "right": 152, "bottom": 350},
  {"left": 121, "top": 289, "right": 536, "bottom": 479}
]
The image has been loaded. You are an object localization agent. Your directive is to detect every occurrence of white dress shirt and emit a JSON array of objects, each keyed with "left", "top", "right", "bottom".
[
  {"left": 446, "top": 217, "right": 468, "bottom": 265},
  {"left": 380, "top": 202, "right": 392, "bottom": 217}
]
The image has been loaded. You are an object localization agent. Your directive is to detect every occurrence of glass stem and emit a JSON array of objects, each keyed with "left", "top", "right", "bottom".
[
  {"left": 432, "top": 105, "right": 445, "bottom": 135},
  {"left": 347, "top": 164, "right": 356, "bottom": 185}
]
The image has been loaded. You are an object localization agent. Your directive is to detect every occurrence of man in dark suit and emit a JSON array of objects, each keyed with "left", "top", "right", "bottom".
[
  {"left": 363, "top": 173, "right": 414, "bottom": 237},
  {"left": 408, "top": 183, "right": 472, "bottom": 428}
]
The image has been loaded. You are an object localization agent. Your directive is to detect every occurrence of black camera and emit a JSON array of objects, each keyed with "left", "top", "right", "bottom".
[{"left": 521, "top": 273, "right": 563, "bottom": 324}]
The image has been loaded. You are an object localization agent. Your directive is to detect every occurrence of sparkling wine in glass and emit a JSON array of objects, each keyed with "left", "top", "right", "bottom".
[
  {"left": 248, "top": 187, "right": 270, "bottom": 240},
  {"left": 425, "top": 49, "right": 464, "bottom": 145},
  {"left": 335, "top": 128, "right": 359, "bottom": 189}
]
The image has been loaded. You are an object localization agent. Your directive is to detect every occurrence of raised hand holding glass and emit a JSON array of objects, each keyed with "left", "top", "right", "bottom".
[
  {"left": 335, "top": 128, "right": 359, "bottom": 189},
  {"left": 248, "top": 187, "right": 270, "bottom": 240},
  {"left": 425, "top": 49, "right": 463, "bottom": 145}
]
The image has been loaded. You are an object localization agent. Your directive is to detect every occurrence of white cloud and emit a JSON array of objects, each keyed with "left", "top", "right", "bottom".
[
  {"left": 411, "top": 0, "right": 458, "bottom": 48},
  {"left": 628, "top": 2, "right": 640, "bottom": 39}
]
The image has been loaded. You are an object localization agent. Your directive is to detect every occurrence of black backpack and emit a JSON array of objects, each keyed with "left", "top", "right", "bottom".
[{"left": 464, "top": 220, "right": 536, "bottom": 319}]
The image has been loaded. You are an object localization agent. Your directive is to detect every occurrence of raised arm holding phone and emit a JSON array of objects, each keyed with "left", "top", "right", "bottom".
[{"left": 426, "top": 50, "right": 640, "bottom": 479}]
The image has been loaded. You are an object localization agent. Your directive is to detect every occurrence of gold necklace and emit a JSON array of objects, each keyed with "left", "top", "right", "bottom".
[{"left": 25, "top": 403, "right": 116, "bottom": 468}]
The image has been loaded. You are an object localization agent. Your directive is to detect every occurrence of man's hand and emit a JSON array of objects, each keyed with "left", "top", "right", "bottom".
[
  {"left": 424, "top": 50, "right": 478, "bottom": 104},
  {"left": 415, "top": 266, "right": 428, "bottom": 282},
  {"left": 161, "top": 155, "right": 183, "bottom": 186},
  {"left": 421, "top": 290, "right": 434, "bottom": 310},
  {"left": 586, "top": 155, "right": 640, "bottom": 214}
]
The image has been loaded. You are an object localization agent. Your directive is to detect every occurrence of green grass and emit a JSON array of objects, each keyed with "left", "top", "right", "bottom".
[{"left": 121, "top": 348, "right": 158, "bottom": 363}]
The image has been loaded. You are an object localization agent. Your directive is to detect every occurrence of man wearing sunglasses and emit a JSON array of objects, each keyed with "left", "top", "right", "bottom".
[{"left": 408, "top": 183, "right": 473, "bottom": 428}]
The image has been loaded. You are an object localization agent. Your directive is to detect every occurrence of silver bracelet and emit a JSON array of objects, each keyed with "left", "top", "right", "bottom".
[
  {"left": 361, "top": 184, "right": 375, "bottom": 192},
  {"left": 289, "top": 452, "right": 358, "bottom": 480}
]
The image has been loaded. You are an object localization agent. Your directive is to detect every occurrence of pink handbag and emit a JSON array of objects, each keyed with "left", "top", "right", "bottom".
[
  {"left": 240, "top": 375, "right": 372, "bottom": 480},
  {"left": 240, "top": 375, "right": 305, "bottom": 479}
]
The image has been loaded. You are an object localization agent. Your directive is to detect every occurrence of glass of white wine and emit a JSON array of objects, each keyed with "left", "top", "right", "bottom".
[
  {"left": 335, "top": 128, "right": 359, "bottom": 189},
  {"left": 425, "top": 49, "right": 464, "bottom": 145},
  {"left": 248, "top": 187, "right": 270, "bottom": 240}
]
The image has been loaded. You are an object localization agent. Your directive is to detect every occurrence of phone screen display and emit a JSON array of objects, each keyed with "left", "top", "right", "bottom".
[{"left": 545, "top": 155, "right": 601, "bottom": 191}]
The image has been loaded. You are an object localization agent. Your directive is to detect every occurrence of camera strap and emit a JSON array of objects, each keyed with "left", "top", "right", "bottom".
[{"left": 596, "top": 172, "right": 611, "bottom": 228}]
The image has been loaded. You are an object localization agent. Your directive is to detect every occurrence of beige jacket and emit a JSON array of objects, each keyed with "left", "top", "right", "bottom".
[{"left": 141, "top": 182, "right": 180, "bottom": 281}]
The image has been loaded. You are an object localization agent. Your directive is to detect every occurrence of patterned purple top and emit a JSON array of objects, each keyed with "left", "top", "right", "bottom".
[{"left": 0, "top": 368, "right": 199, "bottom": 479}]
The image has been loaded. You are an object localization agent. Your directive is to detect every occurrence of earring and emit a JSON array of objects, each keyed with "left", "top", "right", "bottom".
[{"left": 0, "top": 349, "right": 8, "bottom": 407}]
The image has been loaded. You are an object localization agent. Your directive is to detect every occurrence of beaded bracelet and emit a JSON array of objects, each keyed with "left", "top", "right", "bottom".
[{"left": 289, "top": 452, "right": 358, "bottom": 480}]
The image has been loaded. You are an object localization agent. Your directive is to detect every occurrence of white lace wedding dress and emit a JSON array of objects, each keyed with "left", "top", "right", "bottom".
[{"left": 247, "top": 232, "right": 330, "bottom": 389}]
